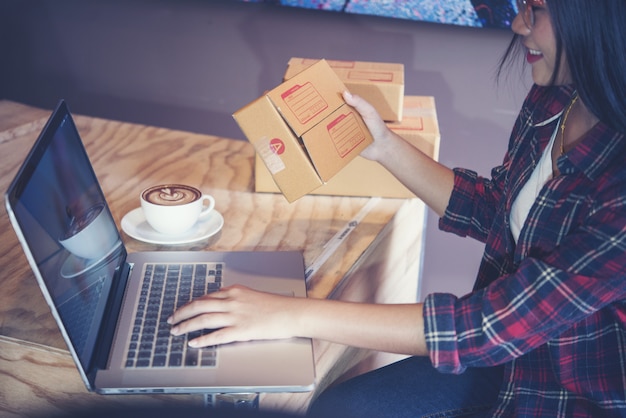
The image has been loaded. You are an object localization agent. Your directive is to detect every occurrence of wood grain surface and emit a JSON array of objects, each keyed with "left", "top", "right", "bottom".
[
  {"left": 0, "top": 336, "right": 202, "bottom": 418},
  {"left": 0, "top": 100, "right": 426, "bottom": 416}
]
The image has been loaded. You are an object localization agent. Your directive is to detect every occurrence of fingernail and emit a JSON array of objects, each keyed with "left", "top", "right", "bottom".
[
  {"left": 170, "top": 326, "right": 179, "bottom": 335},
  {"left": 189, "top": 339, "right": 199, "bottom": 348}
]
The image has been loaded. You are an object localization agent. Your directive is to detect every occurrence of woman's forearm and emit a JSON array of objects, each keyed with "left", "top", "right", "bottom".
[
  {"left": 294, "top": 297, "right": 428, "bottom": 356},
  {"left": 343, "top": 91, "right": 454, "bottom": 217},
  {"left": 169, "top": 286, "right": 429, "bottom": 356},
  {"left": 376, "top": 132, "right": 455, "bottom": 218}
]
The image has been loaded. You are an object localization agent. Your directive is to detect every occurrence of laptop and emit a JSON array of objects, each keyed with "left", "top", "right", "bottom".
[{"left": 4, "top": 100, "right": 316, "bottom": 395}]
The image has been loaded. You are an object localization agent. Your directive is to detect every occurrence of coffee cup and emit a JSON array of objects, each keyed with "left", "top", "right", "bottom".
[
  {"left": 59, "top": 203, "right": 121, "bottom": 260},
  {"left": 140, "top": 184, "right": 215, "bottom": 235}
]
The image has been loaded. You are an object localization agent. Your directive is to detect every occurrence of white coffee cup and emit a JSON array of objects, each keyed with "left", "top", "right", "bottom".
[
  {"left": 59, "top": 203, "right": 121, "bottom": 260},
  {"left": 140, "top": 184, "right": 215, "bottom": 235}
]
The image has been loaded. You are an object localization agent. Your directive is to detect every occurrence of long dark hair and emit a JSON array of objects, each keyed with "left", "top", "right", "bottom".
[{"left": 498, "top": 0, "right": 626, "bottom": 134}]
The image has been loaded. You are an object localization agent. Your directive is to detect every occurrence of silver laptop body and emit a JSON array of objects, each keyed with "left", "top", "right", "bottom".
[{"left": 4, "top": 100, "right": 315, "bottom": 394}]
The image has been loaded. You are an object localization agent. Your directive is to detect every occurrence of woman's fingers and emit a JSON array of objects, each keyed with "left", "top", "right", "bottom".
[
  {"left": 166, "top": 285, "right": 299, "bottom": 348},
  {"left": 343, "top": 90, "right": 395, "bottom": 162},
  {"left": 167, "top": 287, "right": 231, "bottom": 327}
]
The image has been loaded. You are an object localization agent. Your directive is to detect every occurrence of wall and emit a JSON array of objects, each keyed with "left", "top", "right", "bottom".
[{"left": 0, "top": 0, "right": 532, "bottom": 299}]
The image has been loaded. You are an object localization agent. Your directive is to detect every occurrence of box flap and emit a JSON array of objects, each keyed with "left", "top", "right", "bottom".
[
  {"left": 267, "top": 59, "right": 346, "bottom": 138},
  {"left": 301, "top": 103, "right": 373, "bottom": 182}
]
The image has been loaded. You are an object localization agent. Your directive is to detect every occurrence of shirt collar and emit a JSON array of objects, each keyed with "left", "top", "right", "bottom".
[
  {"left": 557, "top": 122, "right": 625, "bottom": 180},
  {"left": 527, "top": 84, "right": 625, "bottom": 181},
  {"left": 529, "top": 84, "right": 576, "bottom": 127}
]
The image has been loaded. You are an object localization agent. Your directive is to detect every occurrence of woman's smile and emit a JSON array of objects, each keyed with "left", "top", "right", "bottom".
[{"left": 526, "top": 48, "right": 543, "bottom": 64}]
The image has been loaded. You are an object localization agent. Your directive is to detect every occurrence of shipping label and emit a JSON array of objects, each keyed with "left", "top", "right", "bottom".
[
  {"left": 327, "top": 112, "right": 366, "bottom": 158},
  {"left": 347, "top": 70, "right": 394, "bottom": 82},
  {"left": 281, "top": 82, "right": 328, "bottom": 125}
]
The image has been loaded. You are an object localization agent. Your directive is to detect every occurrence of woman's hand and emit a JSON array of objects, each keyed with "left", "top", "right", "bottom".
[
  {"left": 344, "top": 90, "right": 455, "bottom": 217},
  {"left": 342, "top": 90, "right": 396, "bottom": 162},
  {"left": 168, "top": 285, "right": 302, "bottom": 348},
  {"left": 168, "top": 284, "right": 428, "bottom": 356}
]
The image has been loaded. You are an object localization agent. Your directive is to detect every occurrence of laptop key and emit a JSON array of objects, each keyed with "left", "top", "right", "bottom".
[
  {"left": 168, "top": 352, "right": 183, "bottom": 367},
  {"left": 125, "top": 262, "right": 222, "bottom": 369},
  {"left": 185, "top": 348, "right": 199, "bottom": 366},
  {"left": 153, "top": 355, "right": 167, "bottom": 367}
]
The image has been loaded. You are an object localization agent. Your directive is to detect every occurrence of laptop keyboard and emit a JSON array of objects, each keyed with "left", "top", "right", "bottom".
[{"left": 125, "top": 262, "right": 223, "bottom": 369}]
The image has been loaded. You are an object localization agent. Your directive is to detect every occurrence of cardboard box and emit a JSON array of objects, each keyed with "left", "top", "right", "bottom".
[
  {"left": 387, "top": 96, "right": 440, "bottom": 162},
  {"left": 284, "top": 58, "right": 405, "bottom": 122},
  {"left": 255, "top": 96, "right": 440, "bottom": 199},
  {"left": 233, "top": 59, "right": 373, "bottom": 203}
]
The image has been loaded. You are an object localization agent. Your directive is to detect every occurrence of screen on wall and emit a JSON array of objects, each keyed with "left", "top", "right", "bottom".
[{"left": 240, "top": 0, "right": 518, "bottom": 29}]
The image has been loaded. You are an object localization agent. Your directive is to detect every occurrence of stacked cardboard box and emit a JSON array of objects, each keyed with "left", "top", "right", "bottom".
[
  {"left": 234, "top": 57, "right": 440, "bottom": 201},
  {"left": 255, "top": 95, "right": 439, "bottom": 198},
  {"left": 232, "top": 59, "right": 373, "bottom": 202},
  {"left": 284, "top": 58, "right": 405, "bottom": 122}
]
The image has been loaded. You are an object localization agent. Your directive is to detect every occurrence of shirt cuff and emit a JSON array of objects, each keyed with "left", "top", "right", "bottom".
[
  {"left": 424, "top": 292, "right": 467, "bottom": 374},
  {"left": 438, "top": 168, "right": 478, "bottom": 237}
]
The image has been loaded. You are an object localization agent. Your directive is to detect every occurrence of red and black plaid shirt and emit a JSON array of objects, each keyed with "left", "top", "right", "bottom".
[{"left": 424, "top": 84, "right": 626, "bottom": 417}]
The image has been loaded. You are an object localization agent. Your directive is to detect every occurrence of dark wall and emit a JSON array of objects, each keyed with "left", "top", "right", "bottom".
[{"left": 0, "top": 0, "right": 532, "bottom": 298}]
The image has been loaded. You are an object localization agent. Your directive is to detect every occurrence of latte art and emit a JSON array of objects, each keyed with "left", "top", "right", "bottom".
[
  {"left": 140, "top": 184, "right": 215, "bottom": 235},
  {"left": 142, "top": 185, "right": 200, "bottom": 206}
]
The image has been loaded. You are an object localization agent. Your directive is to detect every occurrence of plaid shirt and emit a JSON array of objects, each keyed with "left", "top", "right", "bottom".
[{"left": 424, "top": 84, "right": 626, "bottom": 417}]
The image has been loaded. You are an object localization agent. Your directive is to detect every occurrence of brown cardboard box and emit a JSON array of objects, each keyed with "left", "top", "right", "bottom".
[
  {"left": 254, "top": 95, "right": 440, "bottom": 199},
  {"left": 387, "top": 96, "right": 440, "bottom": 162},
  {"left": 284, "top": 58, "right": 405, "bottom": 122},
  {"left": 233, "top": 59, "right": 373, "bottom": 203}
]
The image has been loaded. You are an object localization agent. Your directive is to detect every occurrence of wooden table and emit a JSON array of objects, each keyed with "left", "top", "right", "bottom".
[{"left": 0, "top": 100, "right": 428, "bottom": 417}]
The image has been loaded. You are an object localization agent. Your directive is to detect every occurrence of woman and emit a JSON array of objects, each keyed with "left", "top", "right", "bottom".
[{"left": 168, "top": 1, "right": 626, "bottom": 416}]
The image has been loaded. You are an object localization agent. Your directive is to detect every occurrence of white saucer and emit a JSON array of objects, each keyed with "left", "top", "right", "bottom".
[{"left": 121, "top": 208, "right": 224, "bottom": 245}]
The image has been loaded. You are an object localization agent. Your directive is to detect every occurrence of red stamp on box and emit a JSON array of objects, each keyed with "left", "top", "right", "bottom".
[{"left": 269, "top": 138, "right": 285, "bottom": 155}]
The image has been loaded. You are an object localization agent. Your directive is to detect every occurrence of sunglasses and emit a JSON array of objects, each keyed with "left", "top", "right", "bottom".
[{"left": 516, "top": 0, "right": 546, "bottom": 28}]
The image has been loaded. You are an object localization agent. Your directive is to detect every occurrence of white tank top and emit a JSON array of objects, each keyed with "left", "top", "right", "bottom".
[{"left": 509, "top": 125, "right": 559, "bottom": 243}]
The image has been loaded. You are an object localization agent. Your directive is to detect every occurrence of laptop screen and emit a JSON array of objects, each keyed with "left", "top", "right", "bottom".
[{"left": 5, "top": 101, "right": 124, "bottom": 372}]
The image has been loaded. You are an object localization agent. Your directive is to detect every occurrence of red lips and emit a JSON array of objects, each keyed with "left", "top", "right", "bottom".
[{"left": 526, "top": 50, "right": 543, "bottom": 64}]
